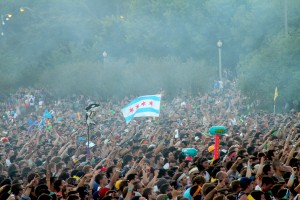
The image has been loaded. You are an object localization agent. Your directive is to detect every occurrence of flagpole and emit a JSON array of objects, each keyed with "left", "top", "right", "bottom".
[
  {"left": 85, "top": 103, "right": 101, "bottom": 162},
  {"left": 274, "top": 87, "right": 278, "bottom": 115},
  {"left": 87, "top": 124, "right": 90, "bottom": 161}
]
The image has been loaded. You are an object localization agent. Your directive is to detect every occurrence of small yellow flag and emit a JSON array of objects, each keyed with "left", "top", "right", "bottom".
[{"left": 274, "top": 87, "right": 278, "bottom": 102}]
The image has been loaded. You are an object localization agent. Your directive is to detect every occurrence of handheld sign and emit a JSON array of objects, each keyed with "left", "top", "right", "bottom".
[{"left": 209, "top": 126, "right": 227, "bottom": 160}]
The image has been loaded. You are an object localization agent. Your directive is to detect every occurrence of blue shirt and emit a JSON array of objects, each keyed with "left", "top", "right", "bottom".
[
  {"left": 183, "top": 188, "right": 192, "bottom": 200},
  {"left": 93, "top": 181, "right": 99, "bottom": 192}
]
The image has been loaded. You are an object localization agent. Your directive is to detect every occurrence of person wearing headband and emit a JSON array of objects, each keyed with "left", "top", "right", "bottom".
[
  {"left": 188, "top": 166, "right": 200, "bottom": 184},
  {"left": 174, "top": 172, "right": 188, "bottom": 189}
]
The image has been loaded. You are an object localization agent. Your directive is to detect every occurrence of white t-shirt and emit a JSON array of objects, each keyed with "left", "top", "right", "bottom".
[
  {"left": 229, "top": 118, "right": 237, "bottom": 126},
  {"left": 5, "top": 159, "right": 11, "bottom": 167},
  {"left": 255, "top": 185, "right": 262, "bottom": 191},
  {"left": 39, "top": 100, "right": 44, "bottom": 107},
  {"left": 204, "top": 171, "right": 210, "bottom": 182}
]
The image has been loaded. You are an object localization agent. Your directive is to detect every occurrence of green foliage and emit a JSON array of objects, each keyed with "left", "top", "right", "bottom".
[
  {"left": 238, "top": 31, "right": 300, "bottom": 111},
  {"left": 0, "top": 0, "right": 299, "bottom": 105}
]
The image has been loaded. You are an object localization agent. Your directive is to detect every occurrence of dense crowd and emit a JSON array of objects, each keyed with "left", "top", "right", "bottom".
[{"left": 0, "top": 80, "right": 299, "bottom": 200}]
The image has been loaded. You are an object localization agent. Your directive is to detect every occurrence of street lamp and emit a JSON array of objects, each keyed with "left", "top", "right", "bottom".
[
  {"left": 102, "top": 51, "right": 107, "bottom": 66},
  {"left": 284, "top": 0, "right": 288, "bottom": 37},
  {"left": 20, "top": 7, "right": 33, "bottom": 13},
  {"left": 1, "top": 14, "right": 13, "bottom": 36},
  {"left": 217, "top": 40, "right": 222, "bottom": 81},
  {"left": 0, "top": 15, "right": 4, "bottom": 36}
]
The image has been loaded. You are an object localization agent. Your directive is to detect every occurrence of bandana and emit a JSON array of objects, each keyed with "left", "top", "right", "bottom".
[
  {"left": 177, "top": 173, "right": 186, "bottom": 182},
  {"left": 188, "top": 167, "right": 198, "bottom": 175},
  {"left": 192, "top": 186, "right": 202, "bottom": 198}
]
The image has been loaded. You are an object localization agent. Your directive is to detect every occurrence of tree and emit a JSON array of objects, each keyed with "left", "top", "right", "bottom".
[{"left": 238, "top": 31, "right": 300, "bottom": 111}]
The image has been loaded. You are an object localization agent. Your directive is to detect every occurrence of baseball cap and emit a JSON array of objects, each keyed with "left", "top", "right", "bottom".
[
  {"left": 239, "top": 177, "right": 253, "bottom": 189},
  {"left": 186, "top": 156, "right": 192, "bottom": 161},
  {"left": 208, "top": 145, "right": 215, "bottom": 153},
  {"left": 100, "top": 166, "right": 107, "bottom": 171},
  {"left": 115, "top": 180, "right": 122, "bottom": 191},
  {"left": 1, "top": 137, "right": 8, "bottom": 143}
]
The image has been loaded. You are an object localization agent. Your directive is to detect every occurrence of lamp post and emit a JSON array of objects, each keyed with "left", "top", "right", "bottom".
[
  {"left": 1, "top": 15, "right": 4, "bottom": 36},
  {"left": 284, "top": 0, "right": 288, "bottom": 37},
  {"left": 102, "top": 51, "right": 107, "bottom": 67},
  {"left": 217, "top": 40, "right": 222, "bottom": 81}
]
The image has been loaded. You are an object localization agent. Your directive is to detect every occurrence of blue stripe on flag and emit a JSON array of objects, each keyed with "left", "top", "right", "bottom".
[
  {"left": 124, "top": 107, "right": 160, "bottom": 123},
  {"left": 124, "top": 95, "right": 161, "bottom": 109}
]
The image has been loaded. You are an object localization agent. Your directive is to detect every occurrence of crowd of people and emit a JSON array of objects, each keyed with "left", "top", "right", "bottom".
[{"left": 0, "top": 79, "right": 300, "bottom": 200}]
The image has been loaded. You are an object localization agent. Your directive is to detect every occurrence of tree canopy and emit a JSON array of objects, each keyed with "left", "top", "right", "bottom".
[{"left": 0, "top": 0, "right": 299, "bottom": 111}]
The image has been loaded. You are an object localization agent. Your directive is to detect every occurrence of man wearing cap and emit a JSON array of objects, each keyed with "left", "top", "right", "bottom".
[
  {"left": 237, "top": 177, "right": 255, "bottom": 200},
  {"left": 208, "top": 145, "right": 215, "bottom": 154}
]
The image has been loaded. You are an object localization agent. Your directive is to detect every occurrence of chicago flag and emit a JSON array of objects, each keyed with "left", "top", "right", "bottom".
[{"left": 121, "top": 94, "right": 161, "bottom": 124}]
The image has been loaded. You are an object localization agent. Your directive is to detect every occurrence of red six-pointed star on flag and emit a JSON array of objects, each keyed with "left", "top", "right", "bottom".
[
  {"left": 149, "top": 101, "right": 153, "bottom": 106},
  {"left": 136, "top": 104, "right": 139, "bottom": 109},
  {"left": 141, "top": 101, "right": 146, "bottom": 106},
  {"left": 129, "top": 107, "right": 134, "bottom": 113}
]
